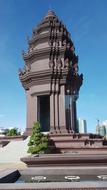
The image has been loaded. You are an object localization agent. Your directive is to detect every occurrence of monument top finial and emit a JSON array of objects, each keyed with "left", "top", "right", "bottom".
[{"left": 45, "top": 9, "right": 56, "bottom": 18}]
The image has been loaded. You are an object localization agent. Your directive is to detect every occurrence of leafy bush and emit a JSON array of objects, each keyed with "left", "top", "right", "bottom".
[
  {"left": 27, "top": 122, "right": 49, "bottom": 154},
  {"left": 6, "top": 128, "right": 20, "bottom": 136}
]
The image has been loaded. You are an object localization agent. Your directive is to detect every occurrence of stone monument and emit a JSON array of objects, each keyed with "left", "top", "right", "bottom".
[
  {"left": 19, "top": 10, "right": 107, "bottom": 154},
  {"left": 19, "top": 10, "right": 83, "bottom": 136}
]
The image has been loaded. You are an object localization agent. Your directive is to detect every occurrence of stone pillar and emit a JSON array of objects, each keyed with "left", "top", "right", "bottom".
[
  {"left": 59, "top": 85, "right": 66, "bottom": 133},
  {"left": 26, "top": 91, "right": 37, "bottom": 135},
  {"left": 50, "top": 93, "right": 55, "bottom": 133},
  {"left": 35, "top": 96, "right": 38, "bottom": 121},
  {"left": 70, "top": 95, "right": 77, "bottom": 132},
  {"left": 55, "top": 93, "right": 59, "bottom": 131}
]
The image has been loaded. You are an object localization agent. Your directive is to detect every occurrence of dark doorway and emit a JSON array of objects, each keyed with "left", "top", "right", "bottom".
[{"left": 38, "top": 95, "right": 50, "bottom": 132}]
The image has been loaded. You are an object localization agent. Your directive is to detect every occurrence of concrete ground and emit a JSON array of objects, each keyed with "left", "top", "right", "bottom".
[
  {"left": 0, "top": 137, "right": 30, "bottom": 164},
  {"left": 0, "top": 162, "right": 26, "bottom": 170},
  {"left": 0, "top": 181, "right": 107, "bottom": 189},
  {"left": 0, "top": 137, "right": 29, "bottom": 171}
]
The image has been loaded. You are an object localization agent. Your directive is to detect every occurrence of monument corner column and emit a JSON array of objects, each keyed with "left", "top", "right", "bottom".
[
  {"left": 59, "top": 85, "right": 67, "bottom": 133},
  {"left": 26, "top": 90, "right": 38, "bottom": 135},
  {"left": 70, "top": 95, "right": 78, "bottom": 133}
]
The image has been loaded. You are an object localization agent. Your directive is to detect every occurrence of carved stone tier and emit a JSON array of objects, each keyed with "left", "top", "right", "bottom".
[
  {"left": 29, "top": 30, "right": 64, "bottom": 45},
  {"left": 19, "top": 69, "right": 71, "bottom": 90},
  {"left": 21, "top": 152, "right": 107, "bottom": 167},
  {"left": 23, "top": 47, "right": 65, "bottom": 61},
  {"left": 49, "top": 133, "right": 106, "bottom": 153}
]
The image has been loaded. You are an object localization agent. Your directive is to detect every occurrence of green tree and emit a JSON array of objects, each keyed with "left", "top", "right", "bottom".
[
  {"left": 27, "top": 122, "right": 49, "bottom": 154},
  {"left": 6, "top": 128, "right": 20, "bottom": 136}
]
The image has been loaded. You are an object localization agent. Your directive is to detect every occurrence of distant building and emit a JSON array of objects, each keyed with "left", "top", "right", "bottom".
[
  {"left": 77, "top": 118, "right": 87, "bottom": 133},
  {"left": 96, "top": 120, "right": 107, "bottom": 136},
  {"left": 96, "top": 125, "right": 106, "bottom": 136},
  {"left": 102, "top": 120, "right": 107, "bottom": 135}
]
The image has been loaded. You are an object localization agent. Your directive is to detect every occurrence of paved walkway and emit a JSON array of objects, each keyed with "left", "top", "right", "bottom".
[
  {"left": 0, "top": 137, "right": 29, "bottom": 168},
  {"left": 0, "top": 162, "right": 26, "bottom": 170},
  {"left": 0, "top": 181, "right": 107, "bottom": 189}
]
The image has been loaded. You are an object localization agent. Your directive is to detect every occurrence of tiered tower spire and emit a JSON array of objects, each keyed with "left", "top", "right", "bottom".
[{"left": 19, "top": 10, "right": 83, "bottom": 135}]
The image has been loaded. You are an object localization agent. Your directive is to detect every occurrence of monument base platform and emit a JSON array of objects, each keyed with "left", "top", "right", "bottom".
[
  {"left": 49, "top": 133, "right": 107, "bottom": 153},
  {"left": 21, "top": 133, "right": 107, "bottom": 167},
  {"left": 21, "top": 152, "right": 107, "bottom": 167}
]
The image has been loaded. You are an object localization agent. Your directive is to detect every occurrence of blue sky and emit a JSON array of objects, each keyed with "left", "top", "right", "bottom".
[{"left": 0, "top": 0, "right": 107, "bottom": 133}]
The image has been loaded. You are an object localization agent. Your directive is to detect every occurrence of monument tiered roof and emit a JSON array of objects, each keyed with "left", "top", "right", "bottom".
[
  {"left": 28, "top": 9, "right": 72, "bottom": 45},
  {"left": 19, "top": 10, "right": 82, "bottom": 97},
  {"left": 21, "top": 10, "right": 74, "bottom": 64}
]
